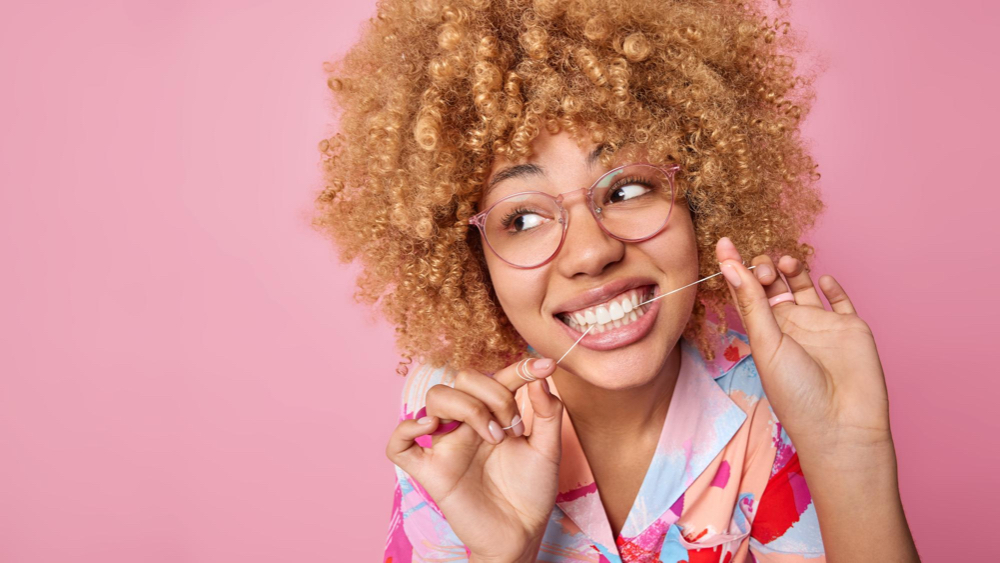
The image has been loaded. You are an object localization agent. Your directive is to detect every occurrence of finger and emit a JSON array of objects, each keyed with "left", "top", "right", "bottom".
[
  {"left": 525, "top": 379, "right": 563, "bottom": 462},
  {"left": 490, "top": 357, "right": 557, "bottom": 396},
  {"left": 386, "top": 416, "right": 438, "bottom": 474},
  {"left": 716, "top": 238, "right": 746, "bottom": 324},
  {"left": 453, "top": 369, "right": 524, "bottom": 438},
  {"left": 750, "top": 254, "right": 790, "bottom": 296},
  {"left": 431, "top": 420, "right": 480, "bottom": 448},
  {"left": 750, "top": 254, "right": 799, "bottom": 312},
  {"left": 425, "top": 384, "right": 507, "bottom": 445},
  {"left": 776, "top": 255, "right": 824, "bottom": 308},
  {"left": 818, "top": 274, "right": 857, "bottom": 315},
  {"left": 716, "top": 237, "right": 784, "bottom": 363}
]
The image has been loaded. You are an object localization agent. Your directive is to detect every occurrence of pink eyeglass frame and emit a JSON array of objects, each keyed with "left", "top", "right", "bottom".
[{"left": 468, "top": 162, "right": 681, "bottom": 269}]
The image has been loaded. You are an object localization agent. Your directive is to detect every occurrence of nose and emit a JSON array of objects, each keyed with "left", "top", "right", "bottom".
[{"left": 554, "top": 188, "right": 626, "bottom": 278}]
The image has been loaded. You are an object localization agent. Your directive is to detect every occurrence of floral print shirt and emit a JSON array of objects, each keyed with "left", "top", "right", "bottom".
[{"left": 384, "top": 322, "right": 826, "bottom": 562}]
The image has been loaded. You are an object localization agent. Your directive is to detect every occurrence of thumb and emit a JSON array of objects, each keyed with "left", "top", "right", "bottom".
[
  {"left": 718, "top": 257, "right": 783, "bottom": 362},
  {"left": 525, "top": 379, "right": 562, "bottom": 460}
]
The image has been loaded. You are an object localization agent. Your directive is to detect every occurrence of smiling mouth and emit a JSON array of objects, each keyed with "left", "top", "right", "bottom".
[{"left": 555, "top": 285, "right": 657, "bottom": 334}]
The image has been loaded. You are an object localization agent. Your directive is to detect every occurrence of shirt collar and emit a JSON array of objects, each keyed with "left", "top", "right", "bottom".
[{"left": 543, "top": 323, "right": 751, "bottom": 559}]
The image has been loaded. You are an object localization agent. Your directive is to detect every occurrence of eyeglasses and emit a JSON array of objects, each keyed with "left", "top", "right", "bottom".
[{"left": 469, "top": 163, "right": 680, "bottom": 269}]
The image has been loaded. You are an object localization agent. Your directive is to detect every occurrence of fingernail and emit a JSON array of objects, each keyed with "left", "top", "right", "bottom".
[
  {"left": 533, "top": 358, "right": 554, "bottom": 371},
  {"left": 488, "top": 420, "right": 505, "bottom": 444},
  {"left": 719, "top": 238, "right": 744, "bottom": 262},
  {"left": 541, "top": 379, "right": 551, "bottom": 394},
  {"left": 509, "top": 415, "right": 524, "bottom": 438},
  {"left": 417, "top": 416, "right": 432, "bottom": 425},
  {"left": 755, "top": 264, "right": 772, "bottom": 281},
  {"left": 719, "top": 262, "right": 742, "bottom": 288}
]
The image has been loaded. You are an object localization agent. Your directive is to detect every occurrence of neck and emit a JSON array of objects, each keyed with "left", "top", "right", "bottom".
[{"left": 552, "top": 341, "right": 683, "bottom": 441}]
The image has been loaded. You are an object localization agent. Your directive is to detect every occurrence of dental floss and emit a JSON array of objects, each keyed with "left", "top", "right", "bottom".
[
  {"left": 557, "top": 325, "right": 594, "bottom": 365},
  {"left": 635, "top": 264, "right": 757, "bottom": 309},
  {"left": 561, "top": 262, "right": 757, "bottom": 361},
  {"left": 504, "top": 263, "right": 756, "bottom": 433},
  {"left": 502, "top": 325, "right": 593, "bottom": 430}
]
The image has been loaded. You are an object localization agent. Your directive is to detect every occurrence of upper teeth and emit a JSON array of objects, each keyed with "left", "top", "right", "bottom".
[{"left": 559, "top": 286, "right": 655, "bottom": 334}]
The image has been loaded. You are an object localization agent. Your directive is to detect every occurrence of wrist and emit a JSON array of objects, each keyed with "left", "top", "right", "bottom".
[
  {"left": 800, "top": 447, "right": 901, "bottom": 501},
  {"left": 800, "top": 438, "right": 899, "bottom": 489},
  {"left": 790, "top": 426, "right": 897, "bottom": 474},
  {"left": 796, "top": 436, "right": 905, "bottom": 531},
  {"left": 792, "top": 434, "right": 919, "bottom": 562}
]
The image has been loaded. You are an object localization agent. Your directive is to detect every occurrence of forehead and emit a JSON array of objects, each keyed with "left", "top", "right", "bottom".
[
  {"left": 485, "top": 130, "right": 652, "bottom": 181},
  {"left": 482, "top": 132, "right": 604, "bottom": 201},
  {"left": 481, "top": 132, "right": 653, "bottom": 207}
]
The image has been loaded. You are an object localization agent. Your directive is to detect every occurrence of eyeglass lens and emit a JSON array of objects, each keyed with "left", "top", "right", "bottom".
[{"left": 482, "top": 164, "right": 673, "bottom": 267}]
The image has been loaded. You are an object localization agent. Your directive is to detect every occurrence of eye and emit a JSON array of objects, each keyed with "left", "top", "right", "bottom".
[
  {"left": 607, "top": 177, "right": 654, "bottom": 203},
  {"left": 608, "top": 182, "right": 652, "bottom": 204},
  {"left": 501, "top": 207, "right": 547, "bottom": 233}
]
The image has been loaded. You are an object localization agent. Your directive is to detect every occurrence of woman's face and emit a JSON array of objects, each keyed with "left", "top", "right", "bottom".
[{"left": 479, "top": 130, "right": 700, "bottom": 390}]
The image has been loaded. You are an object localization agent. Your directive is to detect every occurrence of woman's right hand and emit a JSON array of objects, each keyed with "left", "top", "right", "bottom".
[{"left": 386, "top": 357, "right": 563, "bottom": 563}]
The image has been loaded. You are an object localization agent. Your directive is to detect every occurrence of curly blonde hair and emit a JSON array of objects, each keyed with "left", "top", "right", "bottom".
[{"left": 313, "top": 0, "right": 824, "bottom": 376}]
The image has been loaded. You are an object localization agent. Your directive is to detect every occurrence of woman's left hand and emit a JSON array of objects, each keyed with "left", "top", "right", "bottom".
[{"left": 715, "top": 237, "right": 894, "bottom": 463}]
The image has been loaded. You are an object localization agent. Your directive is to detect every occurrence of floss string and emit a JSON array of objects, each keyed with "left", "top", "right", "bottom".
[{"left": 504, "top": 264, "right": 754, "bottom": 431}]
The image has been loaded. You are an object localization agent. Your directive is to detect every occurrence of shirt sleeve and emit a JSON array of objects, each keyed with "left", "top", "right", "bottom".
[
  {"left": 747, "top": 404, "right": 827, "bottom": 562},
  {"left": 382, "top": 363, "right": 470, "bottom": 563}
]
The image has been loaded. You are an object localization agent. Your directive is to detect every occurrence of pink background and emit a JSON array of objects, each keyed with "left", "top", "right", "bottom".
[{"left": 1, "top": 1, "right": 996, "bottom": 561}]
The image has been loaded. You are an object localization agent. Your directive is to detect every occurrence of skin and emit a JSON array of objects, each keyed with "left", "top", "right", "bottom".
[
  {"left": 481, "top": 129, "right": 700, "bottom": 397},
  {"left": 478, "top": 130, "right": 700, "bottom": 539},
  {"left": 717, "top": 244, "right": 920, "bottom": 562},
  {"left": 385, "top": 357, "right": 563, "bottom": 563},
  {"left": 387, "top": 130, "right": 697, "bottom": 561},
  {"left": 387, "top": 130, "right": 920, "bottom": 562}
]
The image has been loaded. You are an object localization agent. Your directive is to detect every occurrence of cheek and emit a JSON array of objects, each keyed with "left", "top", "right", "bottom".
[
  {"left": 484, "top": 258, "right": 547, "bottom": 320},
  {"left": 667, "top": 211, "right": 699, "bottom": 266},
  {"left": 645, "top": 220, "right": 698, "bottom": 270}
]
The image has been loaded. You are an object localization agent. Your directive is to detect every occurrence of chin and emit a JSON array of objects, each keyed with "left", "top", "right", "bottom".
[{"left": 562, "top": 345, "right": 670, "bottom": 391}]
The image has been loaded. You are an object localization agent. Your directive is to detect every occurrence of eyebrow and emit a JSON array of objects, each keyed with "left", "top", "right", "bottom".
[{"left": 484, "top": 144, "right": 606, "bottom": 198}]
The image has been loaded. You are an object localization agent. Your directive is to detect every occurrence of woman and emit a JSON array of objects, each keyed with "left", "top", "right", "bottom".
[{"left": 314, "top": 0, "right": 920, "bottom": 561}]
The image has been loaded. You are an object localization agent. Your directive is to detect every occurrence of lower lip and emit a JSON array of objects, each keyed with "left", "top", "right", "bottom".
[{"left": 555, "top": 287, "right": 661, "bottom": 352}]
